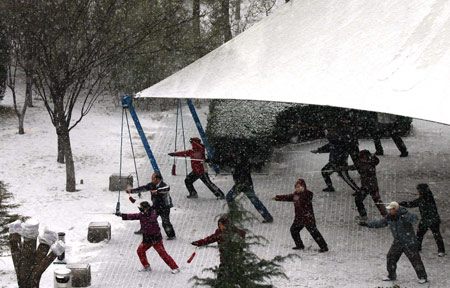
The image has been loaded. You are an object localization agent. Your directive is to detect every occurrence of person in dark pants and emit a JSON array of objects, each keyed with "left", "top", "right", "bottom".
[
  {"left": 361, "top": 202, "right": 427, "bottom": 284},
  {"left": 311, "top": 129, "right": 360, "bottom": 193},
  {"left": 226, "top": 152, "right": 273, "bottom": 223},
  {"left": 347, "top": 150, "right": 387, "bottom": 224},
  {"left": 272, "top": 178, "right": 328, "bottom": 252},
  {"left": 338, "top": 114, "right": 360, "bottom": 167},
  {"left": 115, "top": 201, "right": 179, "bottom": 273},
  {"left": 400, "top": 183, "right": 445, "bottom": 257},
  {"left": 372, "top": 113, "right": 408, "bottom": 157},
  {"left": 126, "top": 173, "right": 176, "bottom": 240},
  {"left": 168, "top": 137, "right": 225, "bottom": 199}
]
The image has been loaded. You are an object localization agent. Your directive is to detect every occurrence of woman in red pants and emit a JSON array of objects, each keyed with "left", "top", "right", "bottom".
[{"left": 117, "top": 201, "right": 180, "bottom": 273}]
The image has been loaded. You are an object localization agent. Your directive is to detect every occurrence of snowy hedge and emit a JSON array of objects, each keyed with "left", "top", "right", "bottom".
[
  {"left": 206, "top": 100, "right": 412, "bottom": 169},
  {"left": 206, "top": 100, "right": 298, "bottom": 169}
]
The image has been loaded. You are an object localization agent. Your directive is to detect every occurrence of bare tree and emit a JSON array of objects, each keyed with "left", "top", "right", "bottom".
[
  {"left": 3, "top": 0, "right": 188, "bottom": 191},
  {"left": 193, "top": 0, "right": 202, "bottom": 58},
  {"left": 221, "top": 0, "right": 233, "bottom": 42}
]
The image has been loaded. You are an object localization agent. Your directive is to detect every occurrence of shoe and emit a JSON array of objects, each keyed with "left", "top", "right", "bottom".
[
  {"left": 134, "top": 229, "right": 142, "bottom": 235},
  {"left": 138, "top": 266, "right": 151, "bottom": 272},
  {"left": 438, "top": 252, "right": 445, "bottom": 257},
  {"left": 375, "top": 151, "right": 384, "bottom": 156},
  {"left": 322, "top": 186, "right": 335, "bottom": 192},
  {"left": 418, "top": 278, "right": 427, "bottom": 284},
  {"left": 171, "top": 268, "right": 180, "bottom": 274},
  {"left": 292, "top": 245, "right": 305, "bottom": 250},
  {"left": 382, "top": 276, "right": 395, "bottom": 281},
  {"left": 400, "top": 151, "right": 409, "bottom": 157},
  {"left": 187, "top": 194, "right": 199, "bottom": 199},
  {"left": 262, "top": 218, "right": 274, "bottom": 223},
  {"left": 355, "top": 215, "right": 368, "bottom": 224},
  {"left": 167, "top": 236, "right": 176, "bottom": 240},
  {"left": 319, "top": 247, "right": 328, "bottom": 253}
]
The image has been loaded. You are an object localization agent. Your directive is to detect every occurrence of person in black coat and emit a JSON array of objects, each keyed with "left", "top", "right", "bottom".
[
  {"left": 372, "top": 113, "right": 408, "bottom": 157},
  {"left": 126, "top": 172, "right": 176, "bottom": 239},
  {"left": 311, "top": 129, "right": 359, "bottom": 193},
  {"left": 347, "top": 150, "right": 387, "bottom": 224},
  {"left": 400, "top": 183, "right": 445, "bottom": 257}
]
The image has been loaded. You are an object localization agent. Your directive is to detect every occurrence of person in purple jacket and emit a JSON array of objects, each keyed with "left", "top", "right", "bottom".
[
  {"left": 272, "top": 178, "right": 328, "bottom": 252},
  {"left": 116, "top": 201, "right": 179, "bottom": 273}
]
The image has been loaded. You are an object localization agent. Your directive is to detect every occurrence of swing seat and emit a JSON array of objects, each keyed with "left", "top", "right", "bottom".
[{"left": 108, "top": 174, "right": 133, "bottom": 191}]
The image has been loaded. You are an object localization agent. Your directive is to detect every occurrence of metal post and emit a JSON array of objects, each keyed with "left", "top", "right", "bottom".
[
  {"left": 186, "top": 99, "right": 220, "bottom": 174},
  {"left": 121, "top": 95, "right": 161, "bottom": 174}
]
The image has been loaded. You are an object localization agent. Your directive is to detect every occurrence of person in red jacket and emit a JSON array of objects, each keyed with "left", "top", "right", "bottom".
[
  {"left": 116, "top": 201, "right": 180, "bottom": 273},
  {"left": 169, "top": 137, "right": 225, "bottom": 199},
  {"left": 191, "top": 216, "right": 245, "bottom": 264},
  {"left": 272, "top": 179, "right": 328, "bottom": 252}
]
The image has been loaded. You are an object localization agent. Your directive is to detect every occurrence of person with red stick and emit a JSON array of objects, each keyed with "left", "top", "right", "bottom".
[
  {"left": 169, "top": 137, "right": 225, "bottom": 199},
  {"left": 116, "top": 201, "right": 180, "bottom": 273},
  {"left": 191, "top": 216, "right": 245, "bottom": 264},
  {"left": 272, "top": 178, "right": 328, "bottom": 252}
]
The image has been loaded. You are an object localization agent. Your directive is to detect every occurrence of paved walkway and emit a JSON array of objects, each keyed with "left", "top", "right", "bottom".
[{"left": 93, "top": 106, "right": 450, "bottom": 287}]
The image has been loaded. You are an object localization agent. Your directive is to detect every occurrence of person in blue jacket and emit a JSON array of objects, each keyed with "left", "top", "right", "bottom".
[{"left": 360, "top": 201, "right": 427, "bottom": 284}]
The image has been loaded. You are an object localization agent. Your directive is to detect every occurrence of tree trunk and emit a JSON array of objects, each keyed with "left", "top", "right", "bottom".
[
  {"left": 60, "top": 127, "right": 76, "bottom": 192},
  {"left": 235, "top": 0, "right": 241, "bottom": 21},
  {"left": 25, "top": 71, "right": 33, "bottom": 107},
  {"left": 18, "top": 238, "right": 37, "bottom": 288},
  {"left": 17, "top": 77, "right": 30, "bottom": 135},
  {"left": 193, "top": 0, "right": 201, "bottom": 57},
  {"left": 57, "top": 134, "right": 65, "bottom": 163},
  {"left": 221, "top": 0, "right": 232, "bottom": 42}
]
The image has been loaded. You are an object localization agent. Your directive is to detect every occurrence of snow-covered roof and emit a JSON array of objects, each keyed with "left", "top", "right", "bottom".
[{"left": 137, "top": 0, "right": 450, "bottom": 125}]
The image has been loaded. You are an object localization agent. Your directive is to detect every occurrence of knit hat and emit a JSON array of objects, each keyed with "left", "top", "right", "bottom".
[
  {"left": 359, "top": 149, "right": 371, "bottom": 159},
  {"left": 190, "top": 137, "right": 201, "bottom": 144},
  {"left": 295, "top": 178, "right": 306, "bottom": 189}
]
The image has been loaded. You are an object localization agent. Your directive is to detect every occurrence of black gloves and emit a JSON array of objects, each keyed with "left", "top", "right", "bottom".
[
  {"left": 358, "top": 222, "right": 368, "bottom": 227},
  {"left": 168, "top": 152, "right": 175, "bottom": 156},
  {"left": 191, "top": 241, "right": 199, "bottom": 246},
  {"left": 399, "top": 201, "right": 407, "bottom": 207},
  {"left": 115, "top": 212, "right": 122, "bottom": 217}
]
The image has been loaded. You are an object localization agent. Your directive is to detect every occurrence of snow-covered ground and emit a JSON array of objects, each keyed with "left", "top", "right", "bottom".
[{"left": 1, "top": 93, "right": 450, "bottom": 288}]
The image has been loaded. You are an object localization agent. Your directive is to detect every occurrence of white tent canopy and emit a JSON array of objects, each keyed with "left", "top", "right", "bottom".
[{"left": 137, "top": 0, "right": 450, "bottom": 125}]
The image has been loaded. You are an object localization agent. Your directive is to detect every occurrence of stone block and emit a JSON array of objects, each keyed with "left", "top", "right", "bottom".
[
  {"left": 109, "top": 174, "right": 133, "bottom": 191},
  {"left": 87, "top": 222, "right": 111, "bottom": 243},
  {"left": 66, "top": 263, "right": 91, "bottom": 287}
]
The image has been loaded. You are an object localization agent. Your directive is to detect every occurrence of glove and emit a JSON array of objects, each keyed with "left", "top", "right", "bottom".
[
  {"left": 126, "top": 189, "right": 131, "bottom": 194},
  {"left": 311, "top": 150, "right": 318, "bottom": 154},
  {"left": 358, "top": 222, "right": 368, "bottom": 227},
  {"left": 168, "top": 153, "right": 175, "bottom": 156},
  {"left": 129, "top": 196, "right": 136, "bottom": 203},
  {"left": 115, "top": 212, "right": 122, "bottom": 217},
  {"left": 204, "top": 158, "right": 211, "bottom": 163},
  {"left": 191, "top": 241, "right": 199, "bottom": 246},
  {"left": 399, "top": 201, "right": 407, "bottom": 207}
]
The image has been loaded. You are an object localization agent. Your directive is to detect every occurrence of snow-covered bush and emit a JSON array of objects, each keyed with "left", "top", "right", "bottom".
[{"left": 206, "top": 99, "right": 297, "bottom": 169}]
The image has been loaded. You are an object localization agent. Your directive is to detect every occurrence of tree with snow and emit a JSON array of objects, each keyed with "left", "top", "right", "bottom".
[{"left": 192, "top": 200, "right": 296, "bottom": 287}]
